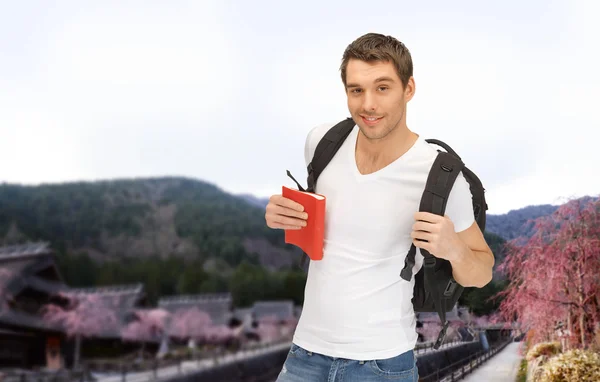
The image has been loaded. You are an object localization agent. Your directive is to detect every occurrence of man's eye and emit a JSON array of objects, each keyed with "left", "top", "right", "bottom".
[
  {"left": 351, "top": 89, "right": 362, "bottom": 94},
  {"left": 378, "top": 86, "right": 388, "bottom": 91}
]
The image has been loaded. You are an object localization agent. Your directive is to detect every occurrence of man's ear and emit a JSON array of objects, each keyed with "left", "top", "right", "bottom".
[{"left": 405, "top": 76, "right": 416, "bottom": 102}]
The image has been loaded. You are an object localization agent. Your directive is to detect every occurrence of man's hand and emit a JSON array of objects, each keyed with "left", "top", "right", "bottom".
[
  {"left": 265, "top": 194, "right": 308, "bottom": 230},
  {"left": 410, "top": 211, "right": 465, "bottom": 262}
]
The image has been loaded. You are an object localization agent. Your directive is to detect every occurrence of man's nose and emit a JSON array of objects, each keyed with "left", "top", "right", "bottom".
[{"left": 362, "top": 92, "right": 377, "bottom": 113}]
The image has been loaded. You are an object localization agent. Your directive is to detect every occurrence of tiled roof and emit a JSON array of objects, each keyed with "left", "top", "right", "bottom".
[
  {"left": 0, "top": 242, "right": 52, "bottom": 261},
  {"left": 22, "top": 276, "right": 67, "bottom": 295},
  {"left": 0, "top": 308, "right": 62, "bottom": 333},
  {"left": 65, "top": 284, "right": 145, "bottom": 317},
  {"left": 158, "top": 293, "right": 231, "bottom": 305},
  {"left": 60, "top": 283, "right": 147, "bottom": 338},
  {"left": 252, "top": 300, "right": 295, "bottom": 321},
  {"left": 232, "top": 307, "right": 253, "bottom": 319},
  {"left": 1, "top": 258, "right": 146, "bottom": 340},
  {"left": 67, "top": 283, "right": 144, "bottom": 296},
  {"left": 158, "top": 293, "right": 232, "bottom": 326},
  {"left": 2, "top": 258, "right": 67, "bottom": 297},
  {"left": 0, "top": 257, "right": 38, "bottom": 274}
]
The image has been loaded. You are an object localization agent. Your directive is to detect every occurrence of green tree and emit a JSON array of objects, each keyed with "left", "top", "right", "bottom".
[
  {"left": 460, "top": 279, "right": 508, "bottom": 316},
  {"left": 176, "top": 263, "right": 209, "bottom": 294},
  {"left": 229, "top": 261, "right": 270, "bottom": 307},
  {"left": 55, "top": 251, "right": 98, "bottom": 287},
  {"left": 282, "top": 271, "right": 307, "bottom": 305},
  {"left": 199, "top": 272, "right": 229, "bottom": 294}
]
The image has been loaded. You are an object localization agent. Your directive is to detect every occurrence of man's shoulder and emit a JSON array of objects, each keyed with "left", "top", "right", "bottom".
[
  {"left": 304, "top": 119, "right": 352, "bottom": 164},
  {"left": 306, "top": 120, "right": 345, "bottom": 144}
]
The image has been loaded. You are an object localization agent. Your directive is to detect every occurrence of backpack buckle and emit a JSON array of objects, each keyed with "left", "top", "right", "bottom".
[
  {"left": 434, "top": 320, "right": 450, "bottom": 349},
  {"left": 423, "top": 257, "right": 436, "bottom": 268},
  {"left": 444, "top": 280, "right": 457, "bottom": 297},
  {"left": 440, "top": 164, "right": 453, "bottom": 172}
]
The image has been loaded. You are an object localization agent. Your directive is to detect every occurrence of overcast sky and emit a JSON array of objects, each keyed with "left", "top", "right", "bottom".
[{"left": 1, "top": 0, "right": 598, "bottom": 215}]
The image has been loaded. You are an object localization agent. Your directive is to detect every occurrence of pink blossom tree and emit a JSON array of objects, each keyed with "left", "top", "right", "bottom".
[
  {"left": 494, "top": 197, "right": 600, "bottom": 349},
  {"left": 41, "top": 292, "right": 120, "bottom": 369},
  {"left": 472, "top": 315, "right": 493, "bottom": 328},
  {"left": 256, "top": 314, "right": 280, "bottom": 344},
  {"left": 280, "top": 316, "right": 299, "bottom": 340},
  {"left": 121, "top": 308, "right": 171, "bottom": 358},
  {"left": 417, "top": 321, "right": 442, "bottom": 343},
  {"left": 168, "top": 307, "right": 212, "bottom": 343},
  {"left": 203, "top": 324, "right": 236, "bottom": 345}
]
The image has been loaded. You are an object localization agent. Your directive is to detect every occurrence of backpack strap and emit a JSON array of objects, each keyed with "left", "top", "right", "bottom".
[
  {"left": 426, "top": 139, "right": 488, "bottom": 231},
  {"left": 425, "top": 139, "right": 461, "bottom": 160},
  {"left": 292, "top": 118, "right": 356, "bottom": 270},
  {"left": 462, "top": 166, "right": 488, "bottom": 232},
  {"left": 306, "top": 118, "right": 356, "bottom": 193},
  {"left": 399, "top": 149, "right": 465, "bottom": 349},
  {"left": 399, "top": 150, "right": 465, "bottom": 282}
]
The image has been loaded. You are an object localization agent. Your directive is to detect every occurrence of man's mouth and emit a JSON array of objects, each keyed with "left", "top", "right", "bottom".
[{"left": 361, "top": 116, "right": 383, "bottom": 126}]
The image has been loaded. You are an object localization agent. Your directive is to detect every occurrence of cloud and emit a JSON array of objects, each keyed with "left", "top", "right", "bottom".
[
  {"left": 1, "top": 1, "right": 245, "bottom": 183},
  {"left": 0, "top": 0, "right": 598, "bottom": 215}
]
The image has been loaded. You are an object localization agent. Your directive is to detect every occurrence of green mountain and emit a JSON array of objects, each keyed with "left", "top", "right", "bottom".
[
  {"left": 1, "top": 175, "right": 593, "bottom": 313},
  {"left": 0, "top": 177, "right": 305, "bottom": 306},
  {"left": 0, "top": 177, "right": 300, "bottom": 268},
  {"left": 485, "top": 196, "right": 599, "bottom": 241}
]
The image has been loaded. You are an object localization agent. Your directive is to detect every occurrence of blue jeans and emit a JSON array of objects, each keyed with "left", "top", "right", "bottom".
[{"left": 276, "top": 343, "right": 419, "bottom": 382}]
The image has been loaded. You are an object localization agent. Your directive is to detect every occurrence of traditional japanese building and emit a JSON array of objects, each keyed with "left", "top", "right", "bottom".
[
  {"left": 0, "top": 242, "right": 151, "bottom": 369},
  {"left": 252, "top": 300, "right": 295, "bottom": 323},
  {"left": 64, "top": 283, "right": 150, "bottom": 359},
  {"left": 158, "top": 292, "right": 234, "bottom": 326},
  {"left": 0, "top": 242, "right": 67, "bottom": 368}
]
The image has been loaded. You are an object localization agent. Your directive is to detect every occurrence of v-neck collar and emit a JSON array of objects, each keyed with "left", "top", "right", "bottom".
[{"left": 348, "top": 125, "right": 422, "bottom": 182}]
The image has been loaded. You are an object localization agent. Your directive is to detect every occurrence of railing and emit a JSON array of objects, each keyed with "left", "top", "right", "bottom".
[
  {"left": 0, "top": 340, "right": 291, "bottom": 382},
  {"left": 419, "top": 337, "right": 514, "bottom": 382},
  {"left": 97, "top": 340, "right": 291, "bottom": 382},
  {"left": 414, "top": 339, "right": 468, "bottom": 356},
  {"left": 0, "top": 337, "right": 511, "bottom": 382},
  {"left": 0, "top": 368, "right": 87, "bottom": 382}
]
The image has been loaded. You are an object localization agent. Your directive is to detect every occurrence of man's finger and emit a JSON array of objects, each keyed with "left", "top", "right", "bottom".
[
  {"left": 276, "top": 196, "right": 305, "bottom": 212},
  {"left": 276, "top": 205, "right": 308, "bottom": 220},
  {"left": 273, "top": 214, "right": 307, "bottom": 227},
  {"left": 412, "top": 221, "right": 438, "bottom": 233},
  {"left": 413, "top": 239, "right": 432, "bottom": 253},
  {"left": 271, "top": 223, "right": 303, "bottom": 230},
  {"left": 414, "top": 211, "right": 442, "bottom": 223},
  {"left": 411, "top": 230, "right": 433, "bottom": 242}
]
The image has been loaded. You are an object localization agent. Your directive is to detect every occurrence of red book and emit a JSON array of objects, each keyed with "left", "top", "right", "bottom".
[{"left": 281, "top": 185, "right": 326, "bottom": 260}]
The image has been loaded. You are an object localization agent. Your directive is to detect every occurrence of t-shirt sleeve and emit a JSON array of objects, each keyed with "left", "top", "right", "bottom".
[
  {"left": 304, "top": 127, "right": 316, "bottom": 168},
  {"left": 445, "top": 171, "right": 476, "bottom": 232},
  {"left": 304, "top": 122, "right": 336, "bottom": 167}
]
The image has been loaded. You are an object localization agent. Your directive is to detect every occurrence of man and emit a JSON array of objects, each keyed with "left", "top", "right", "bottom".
[{"left": 264, "top": 32, "right": 494, "bottom": 382}]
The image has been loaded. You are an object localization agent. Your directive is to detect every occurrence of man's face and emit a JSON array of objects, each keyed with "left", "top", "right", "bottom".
[{"left": 345, "top": 58, "right": 414, "bottom": 141}]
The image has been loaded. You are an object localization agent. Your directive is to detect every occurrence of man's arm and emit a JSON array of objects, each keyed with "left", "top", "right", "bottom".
[
  {"left": 411, "top": 213, "right": 495, "bottom": 288},
  {"left": 450, "top": 221, "right": 494, "bottom": 288}
]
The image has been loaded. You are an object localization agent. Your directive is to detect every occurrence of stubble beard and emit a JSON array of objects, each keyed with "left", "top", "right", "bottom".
[{"left": 357, "top": 107, "right": 405, "bottom": 142}]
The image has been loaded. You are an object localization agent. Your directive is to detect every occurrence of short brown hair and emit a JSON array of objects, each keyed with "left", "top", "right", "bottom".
[{"left": 340, "top": 33, "right": 413, "bottom": 89}]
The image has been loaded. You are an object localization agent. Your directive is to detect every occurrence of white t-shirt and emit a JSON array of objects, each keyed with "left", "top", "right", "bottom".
[{"left": 291, "top": 121, "right": 475, "bottom": 360}]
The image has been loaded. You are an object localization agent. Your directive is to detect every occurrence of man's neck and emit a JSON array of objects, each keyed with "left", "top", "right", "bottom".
[{"left": 356, "top": 126, "right": 419, "bottom": 164}]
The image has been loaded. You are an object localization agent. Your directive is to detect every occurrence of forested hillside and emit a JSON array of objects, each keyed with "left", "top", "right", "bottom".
[
  {"left": 1, "top": 176, "right": 591, "bottom": 311},
  {"left": 0, "top": 177, "right": 304, "bottom": 305}
]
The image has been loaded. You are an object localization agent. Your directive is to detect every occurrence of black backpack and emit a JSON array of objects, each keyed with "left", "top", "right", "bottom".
[{"left": 286, "top": 117, "right": 488, "bottom": 349}]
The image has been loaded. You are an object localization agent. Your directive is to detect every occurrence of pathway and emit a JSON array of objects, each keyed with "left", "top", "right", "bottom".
[{"left": 461, "top": 341, "right": 523, "bottom": 382}]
